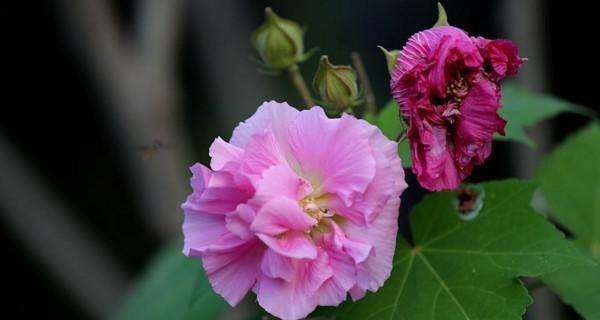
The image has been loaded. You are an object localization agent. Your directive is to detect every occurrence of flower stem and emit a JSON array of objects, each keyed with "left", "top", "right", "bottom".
[
  {"left": 287, "top": 64, "right": 314, "bottom": 108},
  {"left": 351, "top": 52, "right": 376, "bottom": 116}
]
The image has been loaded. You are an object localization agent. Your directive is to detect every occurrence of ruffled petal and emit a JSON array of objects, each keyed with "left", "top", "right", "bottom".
[
  {"left": 182, "top": 208, "right": 227, "bottom": 256},
  {"left": 230, "top": 101, "right": 299, "bottom": 150},
  {"left": 454, "top": 79, "right": 504, "bottom": 175},
  {"left": 256, "top": 232, "right": 317, "bottom": 259},
  {"left": 255, "top": 250, "right": 332, "bottom": 320},
  {"left": 287, "top": 108, "right": 376, "bottom": 212},
  {"left": 202, "top": 238, "right": 265, "bottom": 306},
  {"left": 182, "top": 164, "right": 253, "bottom": 214},
  {"left": 251, "top": 197, "right": 317, "bottom": 235},
  {"left": 209, "top": 137, "right": 244, "bottom": 171}
]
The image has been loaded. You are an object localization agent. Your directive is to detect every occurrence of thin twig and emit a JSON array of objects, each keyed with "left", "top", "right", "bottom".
[
  {"left": 351, "top": 52, "right": 376, "bottom": 116},
  {"left": 288, "top": 64, "right": 315, "bottom": 108},
  {"left": 396, "top": 130, "right": 407, "bottom": 143}
]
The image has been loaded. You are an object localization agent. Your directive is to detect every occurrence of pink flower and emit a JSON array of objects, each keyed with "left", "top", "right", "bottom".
[
  {"left": 391, "top": 26, "right": 522, "bottom": 191},
  {"left": 182, "top": 102, "right": 407, "bottom": 320}
]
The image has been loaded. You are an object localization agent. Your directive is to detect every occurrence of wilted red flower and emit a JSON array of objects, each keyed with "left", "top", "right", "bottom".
[{"left": 391, "top": 26, "right": 522, "bottom": 191}]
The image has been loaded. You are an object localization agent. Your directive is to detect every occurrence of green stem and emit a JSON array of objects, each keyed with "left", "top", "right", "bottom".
[
  {"left": 287, "top": 64, "right": 314, "bottom": 108},
  {"left": 350, "top": 52, "right": 376, "bottom": 116}
]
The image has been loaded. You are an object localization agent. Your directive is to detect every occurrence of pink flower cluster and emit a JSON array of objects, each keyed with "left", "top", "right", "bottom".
[
  {"left": 182, "top": 102, "right": 407, "bottom": 320},
  {"left": 391, "top": 26, "right": 522, "bottom": 191}
]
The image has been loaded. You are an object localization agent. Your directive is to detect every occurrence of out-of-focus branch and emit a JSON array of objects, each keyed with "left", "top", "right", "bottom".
[
  {"left": 191, "top": 0, "right": 272, "bottom": 125},
  {"left": 55, "top": 0, "right": 188, "bottom": 238},
  {"left": 351, "top": 52, "right": 376, "bottom": 116},
  {"left": 0, "top": 132, "right": 129, "bottom": 320}
]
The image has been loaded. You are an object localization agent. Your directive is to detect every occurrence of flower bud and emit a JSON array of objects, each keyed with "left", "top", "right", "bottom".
[
  {"left": 313, "top": 55, "right": 360, "bottom": 111},
  {"left": 251, "top": 7, "right": 306, "bottom": 70}
]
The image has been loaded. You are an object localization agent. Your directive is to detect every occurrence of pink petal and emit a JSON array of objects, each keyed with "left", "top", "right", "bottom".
[
  {"left": 209, "top": 137, "right": 244, "bottom": 171},
  {"left": 182, "top": 208, "right": 227, "bottom": 256},
  {"left": 251, "top": 164, "right": 312, "bottom": 205},
  {"left": 251, "top": 197, "right": 317, "bottom": 235},
  {"left": 349, "top": 264, "right": 370, "bottom": 300},
  {"left": 255, "top": 250, "right": 332, "bottom": 320},
  {"left": 230, "top": 101, "right": 299, "bottom": 150},
  {"left": 225, "top": 204, "right": 256, "bottom": 240},
  {"left": 182, "top": 164, "right": 252, "bottom": 214},
  {"left": 239, "top": 129, "right": 287, "bottom": 181},
  {"left": 287, "top": 108, "right": 376, "bottom": 208},
  {"left": 261, "top": 249, "right": 296, "bottom": 282},
  {"left": 326, "top": 120, "right": 408, "bottom": 224},
  {"left": 344, "top": 195, "right": 402, "bottom": 292},
  {"left": 202, "top": 238, "right": 265, "bottom": 306},
  {"left": 256, "top": 232, "right": 317, "bottom": 259}
]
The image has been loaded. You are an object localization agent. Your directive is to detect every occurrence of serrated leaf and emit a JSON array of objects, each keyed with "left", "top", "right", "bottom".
[
  {"left": 497, "top": 83, "right": 592, "bottom": 147},
  {"left": 537, "top": 124, "right": 600, "bottom": 319},
  {"left": 318, "top": 180, "right": 590, "bottom": 320},
  {"left": 115, "top": 242, "right": 229, "bottom": 320},
  {"left": 364, "top": 100, "right": 411, "bottom": 168}
]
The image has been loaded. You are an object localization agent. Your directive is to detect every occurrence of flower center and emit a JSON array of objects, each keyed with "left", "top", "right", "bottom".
[
  {"left": 300, "top": 196, "right": 336, "bottom": 235},
  {"left": 301, "top": 197, "right": 334, "bottom": 220},
  {"left": 446, "top": 77, "right": 468, "bottom": 103},
  {"left": 440, "top": 77, "right": 469, "bottom": 124}
]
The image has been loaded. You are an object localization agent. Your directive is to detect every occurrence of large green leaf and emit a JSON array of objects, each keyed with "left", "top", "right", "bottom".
[
  {"left": 498, "top": 84, "right": 591, "bottom": 147},
  {"left": 364, "top": 100, "right": 411, "bottom": 168},
  {"left": 114, "top": 242, "right": 229, "bottom": 320},
  {"left": 537, "top": 124, "right": 600, "bottom": 319},
  {"left": 318, "top": 180, "right": 591, "bottom": 320}
]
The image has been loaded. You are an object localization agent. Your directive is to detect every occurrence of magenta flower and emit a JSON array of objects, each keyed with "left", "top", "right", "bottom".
[
  {"left": 391, "top": 26, "right": 522, "bottom": 191},
  {"left": 182, "top": 102, "right": 407, "bottom": 320}
]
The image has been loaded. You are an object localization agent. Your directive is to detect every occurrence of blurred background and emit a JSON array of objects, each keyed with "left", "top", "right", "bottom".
[{"left": 1, "top": 0, "right": 596, "bottom": 319}]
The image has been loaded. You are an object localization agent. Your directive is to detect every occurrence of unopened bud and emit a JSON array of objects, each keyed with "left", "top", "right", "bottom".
[
  {"left": 313, "top": 55, "right": 360, "bottom": 111},
  {"left": 251, "top": 7, "right": 305, "bottom": 70}
]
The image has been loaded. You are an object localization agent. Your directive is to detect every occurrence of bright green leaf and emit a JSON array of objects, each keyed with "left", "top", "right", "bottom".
[
  {"left": 497, "top": 83, "right": 592, "bottom": 147},
  {"left": 319, "top": 180, "right": 591, "bottom": 320},
  {"left": 537, "top": 124, "right": 600, "bottom": 319},
  {"left": 114, "top": 242, "right": 229, "bottom": 320},
  {"left": 365, "top": 100, "right": 411, "bottom": 168}
]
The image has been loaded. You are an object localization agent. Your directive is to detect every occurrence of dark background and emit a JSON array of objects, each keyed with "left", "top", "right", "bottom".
[{"left": 1, "top": 0, "right": 596, "bottom": 319}]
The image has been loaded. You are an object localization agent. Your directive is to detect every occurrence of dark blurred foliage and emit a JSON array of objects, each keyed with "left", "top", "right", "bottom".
[{"left": 1, "top": 0, "right": 596, "bottom": 319}]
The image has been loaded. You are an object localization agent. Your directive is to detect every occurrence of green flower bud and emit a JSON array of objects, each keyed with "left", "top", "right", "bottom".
[
  {"left": 251, "top": 7, "right": 305, "bottom": 70},
  {"left": 313, "top": 55, "right": 360, "bottom": 111},
  {"left": 378, "top": 46, "right": 401, "bottom": 75}
]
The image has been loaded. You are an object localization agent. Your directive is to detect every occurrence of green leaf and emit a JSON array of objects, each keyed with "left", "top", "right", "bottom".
[
  {"left": 497, "top": 83, "right": 592, "bottom": 147},
  {"left": 537, "top": 124, "right": 600, "bottom": 319},
  {"left": 321, "top": 180, "right": 590, "bottom": 320},
  {"left": 365, "top": 100, "right": 411, "bottom": 168},
  {"left": 115, "top": 242, "right": 229, "bottom": 320}
]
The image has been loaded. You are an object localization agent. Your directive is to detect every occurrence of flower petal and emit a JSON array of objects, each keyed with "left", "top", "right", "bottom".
[
  {"left": 255, "top": 250, "right": 332, "bottom": 320},
  {"left": 182, "top": 164, "right": 252, "bottom": 214},
  {"left": 287, "top": 108, "right": 376, "bottom": 208},
  {"left": 251, "top": 197, "right": 317, "bottom": 235},
  {"left": 256, "top": 232, "right": 317, "bottom": 259},
  {"left": 209, "top": 137, "right": 244, "bottom": 171},
  {"left": 261, "top": 249, "right": 296, "bottom": 282},
  {"left": 182, "top": 208, "right": 227, "bottom": 256},
  {"left": 454, "top": 79, "right": 504, "bottom": 172},
  {"left": 344, "top": 194, "right": 401, "bottom": 292},
  {"left": 202, "top": 238, "right": 264, "bottom": 306},
  {"left": 230, "top": 101, "right": 299, "bottom": 149}
]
